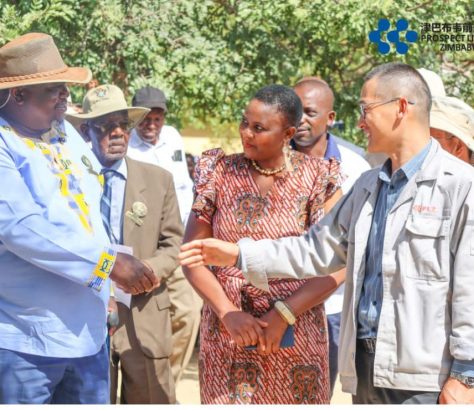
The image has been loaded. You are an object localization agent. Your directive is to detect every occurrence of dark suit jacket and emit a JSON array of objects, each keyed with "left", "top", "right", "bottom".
[{"left": 121, "top": 157, "right": 183, "bottom": 358}]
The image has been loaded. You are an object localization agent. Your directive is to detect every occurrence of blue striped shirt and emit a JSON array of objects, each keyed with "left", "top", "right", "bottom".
[{"left": 102, "top": 159, "right": 127, "bottom": 244}]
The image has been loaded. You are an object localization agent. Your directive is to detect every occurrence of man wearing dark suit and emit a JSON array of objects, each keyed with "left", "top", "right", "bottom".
[{"left": 68, "top": 84, "right": 183, "bottom": 404}]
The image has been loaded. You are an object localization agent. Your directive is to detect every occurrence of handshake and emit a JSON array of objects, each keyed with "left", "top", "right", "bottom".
[{"left": 109, "top": 253, "right": 160, "bottom": 295}]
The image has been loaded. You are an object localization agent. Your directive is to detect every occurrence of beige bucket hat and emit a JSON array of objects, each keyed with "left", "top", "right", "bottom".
[
  {"left": 0, "top": 33, "right": 91, "bottom": 90},
  {"left": 66, "top": 84, "right": 150, "bottom": 128},
  {"left": 430, "top": 96, "right": 474, "bottom": 151},
  {"left": 417, "top": 68, "right": 446, "bottom": 98}
]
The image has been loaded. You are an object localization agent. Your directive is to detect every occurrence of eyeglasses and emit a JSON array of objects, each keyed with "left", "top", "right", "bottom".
[
  {"left": 359, "top": 97, "right": 415, "bottom": 119},
  {"left": 89, "top": 119, "right": 133, "bottom": 135}
]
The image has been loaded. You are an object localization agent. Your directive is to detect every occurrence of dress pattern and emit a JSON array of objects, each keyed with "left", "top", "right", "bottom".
[{"left": 192, "top": 148, "right": 342, "bottom": 404}]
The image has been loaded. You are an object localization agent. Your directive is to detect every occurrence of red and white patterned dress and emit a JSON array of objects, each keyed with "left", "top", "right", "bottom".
[{"left": 192, "top": 148, "right": 342, "bottom": 404}]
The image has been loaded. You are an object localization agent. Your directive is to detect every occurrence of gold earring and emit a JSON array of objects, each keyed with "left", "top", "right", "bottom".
[{"left": 283, "top": 142, "right": 293, "bottom": 172}]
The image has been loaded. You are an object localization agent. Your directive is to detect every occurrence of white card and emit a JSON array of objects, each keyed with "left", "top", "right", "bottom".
[{"left": 111, "top": 244, "right": 133, "bottom": 308}]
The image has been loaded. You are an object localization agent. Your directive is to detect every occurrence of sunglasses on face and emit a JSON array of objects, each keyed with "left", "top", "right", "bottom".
[
  {"left": 89, "top": 119, "right": 133, "bottom": 135},
  {"left": 359, "top": 97, "right": 415, "bottom": 119}
]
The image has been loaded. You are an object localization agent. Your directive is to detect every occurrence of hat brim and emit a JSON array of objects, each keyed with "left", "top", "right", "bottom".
[
  {"left": 139, "top": 101, "right": 167, "bottom": 112},
  {"left": 431, "top": 111, "right": 474, "bottom": 151},
  {"left": 0, "top": 66, "right": 92, "bottom": 90},
  {"left": 66, "top": 106, "right": 150, "bottom": 130}
]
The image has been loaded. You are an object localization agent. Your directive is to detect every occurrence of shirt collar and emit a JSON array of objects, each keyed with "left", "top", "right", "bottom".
[
  {"left": 324, "top": 133, "right": 342, "bottom": 161},
  {"left": 130, "top": 128, "right": 163, "bottom": 149},
  {"left": 0, "top": 117, "right": 67, "bottom": 144},
  {"left": 104, "top": 158, "right": 127, "bottom": 180},
  {"left": 379, "top": 139, "right": 432, "bottom": 184},
  {"left": 289, "top": 132, "right": 342, "bottom": 160}
]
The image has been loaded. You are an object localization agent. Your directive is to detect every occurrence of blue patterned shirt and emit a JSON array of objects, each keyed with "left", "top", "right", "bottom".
[{"left": 0, "top": 118, "right": 114, "bottom": 358}]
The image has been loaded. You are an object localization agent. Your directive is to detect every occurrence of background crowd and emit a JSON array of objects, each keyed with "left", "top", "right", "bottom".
[
  {"left": 1, "top": 1, "right": 472, "bottom": 148},
  {"left": 0, "top": 15, "right": 473, "bottom": 406}
]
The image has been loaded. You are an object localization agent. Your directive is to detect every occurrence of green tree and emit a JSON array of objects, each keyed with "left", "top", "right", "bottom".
[{"left": 1, "top": 0, "right": 472, "bottom": 148}]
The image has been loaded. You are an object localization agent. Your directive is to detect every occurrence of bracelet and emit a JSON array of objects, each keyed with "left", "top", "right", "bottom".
[
  {"left": 87, "top": 247, "right": 117, "bottom": 291},
  {"left": 274, "top": 300, "right": 296, "bottom": 325}
]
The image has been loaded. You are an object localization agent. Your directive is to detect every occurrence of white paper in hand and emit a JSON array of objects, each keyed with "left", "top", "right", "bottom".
[{"left": 111, "top": 244, "right": 133, "bottom": 308}]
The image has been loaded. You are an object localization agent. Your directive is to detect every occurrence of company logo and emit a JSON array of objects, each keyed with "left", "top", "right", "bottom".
[
  {"left": 420, "top": 23, "right": 473, "bottom": 52},
  {"left": 369, "top": 18, "right": 418, "bottom": 55}
]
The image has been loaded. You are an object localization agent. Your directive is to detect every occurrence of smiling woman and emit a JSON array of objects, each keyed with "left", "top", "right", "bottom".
[{"left": 181, "top": 84, "right": 345, "bottom": 404}]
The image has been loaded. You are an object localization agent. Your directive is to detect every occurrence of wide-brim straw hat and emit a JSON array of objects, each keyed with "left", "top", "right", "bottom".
[
  {"left": 431, "top": 96, "right": 474, "bottom": 151},
  {"left": 0, "top": 33, "right": 91, "bottom": 90},
  {"left": 66, "top": 84, "right": 150, "bottom": 129}
]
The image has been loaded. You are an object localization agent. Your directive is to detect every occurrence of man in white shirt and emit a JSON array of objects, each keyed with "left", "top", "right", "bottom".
[
  {"left": 128, "top": 87, "right": 193, "bottom": 224},
  {"left": 128, "top": 86, "right": 202, "bottom": 383}
]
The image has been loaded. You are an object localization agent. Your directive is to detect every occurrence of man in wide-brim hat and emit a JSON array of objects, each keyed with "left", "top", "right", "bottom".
[
  {"left": 69, "top": 85, "right": 183, "bottom": 404},
  {"left": 0, "top": 33, "right": 157, "bottom": 404},
  {"left": 67, "top": 84, "right": 150, "bottom": 142},
  {"left": 128, "top": 86, "right": 202, "bottom": 388},
  {"left": 429, "top": 96, "right": 474, "bottom": 166}
]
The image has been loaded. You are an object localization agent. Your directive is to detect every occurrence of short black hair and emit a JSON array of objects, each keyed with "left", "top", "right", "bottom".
[
  {"left": 252, "top": 84, "right": 303, "bottom": 127},
  {"left": 364, "top": 62, "right": 431, "bottom": 121}
]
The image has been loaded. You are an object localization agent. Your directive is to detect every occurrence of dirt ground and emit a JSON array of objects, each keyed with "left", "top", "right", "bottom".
[{"left": 176, "top": 348, "right": 352, "bottom": 404}]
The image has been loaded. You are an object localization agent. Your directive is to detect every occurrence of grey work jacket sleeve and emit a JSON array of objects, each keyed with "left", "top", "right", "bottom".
[
  {"left": 238, "top": 187, "right": 354, "bottom": 292},
  {"left": 450, "top": 181, "right": 474, "bottom": 361}
]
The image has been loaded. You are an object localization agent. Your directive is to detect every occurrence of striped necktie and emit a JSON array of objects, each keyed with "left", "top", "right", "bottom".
[{"left": 100, "top": 169, "right": 118, "bottom": 244}]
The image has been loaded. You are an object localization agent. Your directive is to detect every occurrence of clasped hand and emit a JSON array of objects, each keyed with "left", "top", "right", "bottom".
[
  {"left": 221, "top": 309, "right": 289, "bottom": 355},
  {"left": 109, "top": 253, "right": 159, "bottom": 295}
]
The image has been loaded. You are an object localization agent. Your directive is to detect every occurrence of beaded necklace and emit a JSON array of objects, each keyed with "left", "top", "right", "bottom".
[{"left": 250, "top": 159, "right": 286, "bottom": 176}]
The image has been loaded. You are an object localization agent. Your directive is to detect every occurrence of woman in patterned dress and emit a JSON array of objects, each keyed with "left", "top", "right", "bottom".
[{"left": 182, "top": 85, "right": 345, "bottom": 404}]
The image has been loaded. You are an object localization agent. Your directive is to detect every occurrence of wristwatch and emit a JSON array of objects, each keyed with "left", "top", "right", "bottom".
[
  {"left": 274, "top": 300, "right": 296, "bottom": 325},
  {"left": 450, "top": 373, "right": 474, "bottom": 389}
]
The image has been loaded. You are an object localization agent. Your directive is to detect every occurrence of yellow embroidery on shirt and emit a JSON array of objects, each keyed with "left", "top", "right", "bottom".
[{"left": 20, "top": 137, "right": 93, "bottom": 233}]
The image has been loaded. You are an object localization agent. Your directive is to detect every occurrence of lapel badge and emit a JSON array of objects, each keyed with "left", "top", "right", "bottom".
[
  {"left": 81, "top": 155, "right": 99, "bottom": 176},
  {"left": 126, "top": 201, "right": 148, "bottom": 226}
]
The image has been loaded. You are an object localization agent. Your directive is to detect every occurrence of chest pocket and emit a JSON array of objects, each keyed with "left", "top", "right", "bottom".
[{"left": 404, "top": 215, "right": 450, "bottom": 281}]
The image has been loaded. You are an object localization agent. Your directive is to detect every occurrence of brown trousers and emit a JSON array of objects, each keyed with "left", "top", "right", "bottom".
[
  {"left": 168, "top": 267, "right": 202, "bottom": 383},
  {"left": 110, "top": 303, "right": 175, "bottom": 404}
]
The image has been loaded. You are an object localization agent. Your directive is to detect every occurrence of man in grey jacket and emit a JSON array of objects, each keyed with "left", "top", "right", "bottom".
[{"left": 179, "top": 63, "right": 474, "bottom": 404}]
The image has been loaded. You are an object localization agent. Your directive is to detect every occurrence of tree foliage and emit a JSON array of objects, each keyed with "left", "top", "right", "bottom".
[{"left": 1, "top": 0, "right": 472, "bottom": 146}]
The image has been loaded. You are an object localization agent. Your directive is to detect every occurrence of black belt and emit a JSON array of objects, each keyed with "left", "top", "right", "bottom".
[{"left": 357, "top": 338, "right": 377, "bottom": 354}]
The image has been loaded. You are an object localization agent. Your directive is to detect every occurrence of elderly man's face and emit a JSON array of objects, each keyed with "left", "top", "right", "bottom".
[
  {"left": 13, "top": 83, "right": 69, "bottom": 130},
  {"left": 88, "top": 111, "right": 132, "bottom": 167},
  {"left": 431, "top": 127, "right": 471, "bottom": 163},
  {"left": 135, "top": 108, "right": 165, "bottom": 145}
]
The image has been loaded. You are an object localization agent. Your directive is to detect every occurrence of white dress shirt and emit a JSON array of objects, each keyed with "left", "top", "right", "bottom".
[{"left": 127, "top": 126, "right": 193, "bottom": 225}]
